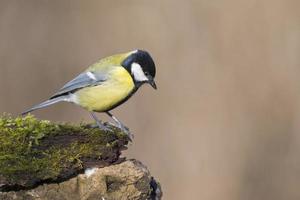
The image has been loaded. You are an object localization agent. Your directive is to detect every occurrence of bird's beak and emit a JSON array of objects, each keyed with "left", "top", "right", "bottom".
[{"left": 147, "top": 76, "right": 157, "bottom": 90}]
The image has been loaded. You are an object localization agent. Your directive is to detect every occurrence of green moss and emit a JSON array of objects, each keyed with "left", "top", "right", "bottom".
[{"left": 0, "top": 114, "right": 129, "bottom": 187}]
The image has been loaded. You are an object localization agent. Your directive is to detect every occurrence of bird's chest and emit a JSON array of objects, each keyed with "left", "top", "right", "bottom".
[{"left": 76, "top": 68, "right": 135, "bottom": 111}]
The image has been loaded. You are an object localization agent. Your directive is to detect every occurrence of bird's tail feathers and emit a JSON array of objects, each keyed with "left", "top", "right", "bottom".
[{"left": 22, "top": 96, "right": 69, "bottom": 116}]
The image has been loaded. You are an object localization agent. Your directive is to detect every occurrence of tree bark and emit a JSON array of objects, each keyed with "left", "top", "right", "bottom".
[
  {"left": 0, "top": 115, "right": 130, "bottom": 190},
  {"left": 0, "top": 115, "right": 162, "bottom": 199},
  {"left": 0, "top": 160, "right": 162, "bottom": 200}
]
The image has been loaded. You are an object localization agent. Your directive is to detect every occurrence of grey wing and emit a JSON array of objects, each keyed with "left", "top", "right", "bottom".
[{"left": 50, "top": 71, "right": 107, "bottom": 99}]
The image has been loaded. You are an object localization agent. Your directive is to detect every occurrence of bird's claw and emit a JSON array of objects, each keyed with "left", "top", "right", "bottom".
[
  {"left": 88, "top": 122, "right": 113, "bottom": 132},
  {"left": 119, "top": 125, "right": 134, "bottom": 142},
  {"left": 106, "top": 122, "right": 134, "bottom": 141},
  {"left": 100, "top": 125, "right": 113, "bottom": 132}
]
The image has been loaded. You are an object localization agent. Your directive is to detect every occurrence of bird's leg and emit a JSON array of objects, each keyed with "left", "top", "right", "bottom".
[
  {"left": 90, "top": 112, "right": 112, "bottom": 132},
  {"left": 105, "top": 111, "right": 127, "bottom": 130},
  {"left": 106, "top": 111, "right": 133, "bottom": 140}
]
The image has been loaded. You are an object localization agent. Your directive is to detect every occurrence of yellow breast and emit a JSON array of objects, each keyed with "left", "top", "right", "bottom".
[{"left": 74, "top": 67, "right": 135, "bottom": 112}]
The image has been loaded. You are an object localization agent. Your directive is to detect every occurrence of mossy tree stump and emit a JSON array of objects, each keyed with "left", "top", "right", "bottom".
[{"left": 0, "top": 115, "right": 130, "bottom": 191}]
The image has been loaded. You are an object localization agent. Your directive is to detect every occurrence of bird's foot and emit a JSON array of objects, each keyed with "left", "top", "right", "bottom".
[
  {"left": 118, "top": 124, "right": 134, "bottom": 142},
  {"left": 100, "top": 125, "right": 114, "bottom": 132},
  {"left": 106, "top": 122, "right": 134, "bottom": 142},
  {"left": 99, "top": 124, "right": 114, "bottom": 132},
  {"left": 88, "top": 122, "right": 113, "bottom": 132}
]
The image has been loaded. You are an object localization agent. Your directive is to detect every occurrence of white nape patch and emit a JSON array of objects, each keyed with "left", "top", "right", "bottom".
[
  {"left": 86, "top": 71, "right": 97, "bottom": 80},
  {"left": 85, "top": 168, "right": 97, "bottom": 178},
  {"left": 131, "top": 49, "right": 138, "bottom": 54},
  {"left": 131, "top": 62, "right": 148, "bottom": 82}
]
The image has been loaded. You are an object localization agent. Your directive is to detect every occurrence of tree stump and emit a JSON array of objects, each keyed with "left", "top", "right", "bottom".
[{"left": 0, "top": 115, "right": 162, "bottom": 200}]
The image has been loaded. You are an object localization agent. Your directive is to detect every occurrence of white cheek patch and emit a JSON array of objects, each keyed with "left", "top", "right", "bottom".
[{"left": 131, "top": 62, "right": 148, "bottom": 82}]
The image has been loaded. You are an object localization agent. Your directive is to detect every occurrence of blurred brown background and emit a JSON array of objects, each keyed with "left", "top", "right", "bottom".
[{"left": 1, "top": 0, "right": 300, "bottom": 199}]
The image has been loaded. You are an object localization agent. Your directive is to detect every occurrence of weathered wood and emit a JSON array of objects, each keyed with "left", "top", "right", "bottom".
[
  {"left": 0, "top": 160, "right": 163, "bottom": 200},
  {"left": 0, "top": 115, "right": 130, "bottom": 191}
]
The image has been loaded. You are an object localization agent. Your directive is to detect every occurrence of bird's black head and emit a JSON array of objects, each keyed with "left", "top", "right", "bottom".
[{"left": 122, "top": 50, "right": 157, "bottom": 89}]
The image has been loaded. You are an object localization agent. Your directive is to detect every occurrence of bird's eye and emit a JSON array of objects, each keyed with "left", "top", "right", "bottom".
[{"left": 144, "top": 72, "right": 149, "bottom": 76}]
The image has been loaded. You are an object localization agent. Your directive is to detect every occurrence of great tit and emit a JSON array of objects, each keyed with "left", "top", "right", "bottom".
[{"left": 22, "top": 50, "right": 157, "bottom": 138}]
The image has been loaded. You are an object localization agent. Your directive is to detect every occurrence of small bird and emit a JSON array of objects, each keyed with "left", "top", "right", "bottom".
[{"left": 22, "top": 50, "right": 157, "bottom": 138}]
